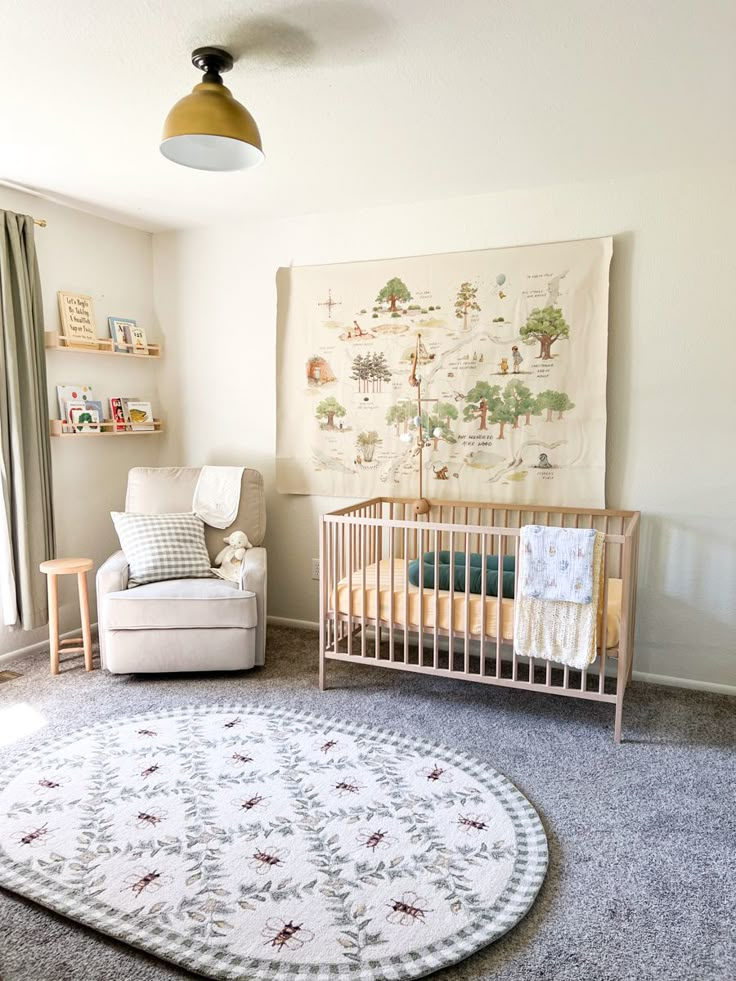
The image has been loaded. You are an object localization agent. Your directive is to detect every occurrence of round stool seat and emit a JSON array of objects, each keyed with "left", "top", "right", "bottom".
[{"left": 40, "top": 557, "right": 94, "bottom": 575}]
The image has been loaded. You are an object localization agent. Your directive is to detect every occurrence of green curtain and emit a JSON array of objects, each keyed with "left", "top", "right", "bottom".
[{"left": 0, "top": 210, "right": 55, "bottom": 629}]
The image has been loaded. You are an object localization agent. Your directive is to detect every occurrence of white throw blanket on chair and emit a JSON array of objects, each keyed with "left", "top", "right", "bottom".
[
  {"left": 514, "top": 526, "right": 605, "bottom": 670},
  {"left": 193, "top": 466, "right": 244, "bottom": 529}
]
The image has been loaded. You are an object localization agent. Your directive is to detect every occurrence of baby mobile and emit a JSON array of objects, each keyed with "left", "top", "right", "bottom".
[{"left": 397, "top": 333, "right": 443, "bottom": 517}]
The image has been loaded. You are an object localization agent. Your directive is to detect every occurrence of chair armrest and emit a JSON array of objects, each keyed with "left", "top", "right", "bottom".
[
  {"left": 97, "top": 550, "right": 130, "bottom": 597},
  {"left": 240, "top": 547, "right": 267, "bottom": 666},
  {"left": 96, "top": 551, "right": 129, "bottom": 670}
]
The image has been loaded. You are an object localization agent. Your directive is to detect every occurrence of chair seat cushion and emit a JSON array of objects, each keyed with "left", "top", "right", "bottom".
[{"left": 103, "top": 578, "right": 257, "bottom": 630}]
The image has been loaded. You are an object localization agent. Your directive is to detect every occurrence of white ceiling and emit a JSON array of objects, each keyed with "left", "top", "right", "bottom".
[{"left": 2, "top": 0, "right": 734, "bottom": 231}]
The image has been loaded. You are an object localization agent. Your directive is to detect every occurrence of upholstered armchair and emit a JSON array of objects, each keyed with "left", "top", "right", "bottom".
[{"left": 96, "top": 467, "right": 266, "bottom": 673}]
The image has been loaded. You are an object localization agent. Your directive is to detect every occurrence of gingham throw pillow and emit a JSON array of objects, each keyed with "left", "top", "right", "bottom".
[{"left": 111, "top": 512, "right": 214, "bottom": 587}]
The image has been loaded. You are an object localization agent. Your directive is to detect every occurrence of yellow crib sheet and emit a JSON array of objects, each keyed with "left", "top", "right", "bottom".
[{"left": 333, "top": 559, "right": 623, "bottom": 651}]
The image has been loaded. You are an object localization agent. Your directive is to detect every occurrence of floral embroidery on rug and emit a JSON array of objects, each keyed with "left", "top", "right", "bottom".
[{"left": 0, "top": 704, "right": 547, "bottom": 980}]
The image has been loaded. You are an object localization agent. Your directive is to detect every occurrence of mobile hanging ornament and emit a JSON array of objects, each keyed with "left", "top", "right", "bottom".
[{"left": 406, "top": 334, "right": 438, "bottom": 517}]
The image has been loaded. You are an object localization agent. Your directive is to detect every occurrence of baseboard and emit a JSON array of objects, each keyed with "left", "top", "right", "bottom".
[
  {"left": 631, "top": 670, "right": 736, "bottom": 696},
  {"left": 0, "top": 623, "right": 99, "bottom": 665},
  {"left": 268, "top": 615, "right": 319, "bottom": 632},
  {"left": 4, "top": 618, "right": 731, "bottom": 695}
]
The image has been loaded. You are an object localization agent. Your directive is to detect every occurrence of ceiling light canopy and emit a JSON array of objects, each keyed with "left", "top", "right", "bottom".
[{"left": 161, "top": 47, "right": 263, "bottom": 172}]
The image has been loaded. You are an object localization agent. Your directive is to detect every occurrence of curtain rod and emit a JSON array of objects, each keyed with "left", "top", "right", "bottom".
[{"left": 0, "top": 180, "right": 47, "bottom": 226}]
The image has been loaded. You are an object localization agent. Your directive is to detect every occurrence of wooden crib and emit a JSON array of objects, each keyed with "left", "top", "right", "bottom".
[{"left": 319, "top": 499, "right": 640, "bottom": 742}]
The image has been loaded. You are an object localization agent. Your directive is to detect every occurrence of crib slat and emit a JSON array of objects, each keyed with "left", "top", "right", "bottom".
[
  {"left": 361, "top": 523, "right": 367, "bottom": 659},
  {"left": 580, "top": 512, "right": 594, "bottom": 692},
  {"left": 480, "top": 531, "right": 487, "bottom": 677},
  {"left": 389, "top": 524, "right": 395, "bottom": 662},
  {"left": 375, "top": 518, "right": 381, "bottom": 659},
  {"left": 325, "top": 520, "right": 332, "bottom": 652},
  {"left": 337, "top": 522, "right": 343, "bottom": 647},
  {"left": 629, "top": 522, "right": 640, "bottom": 681},
  {"left": 599, "top": 533, "right": 610, "bottom": 694},
  {"left": 496, "top": 533, "right": 503, "bottom": 679},
  {"left": 433, "top": 529, "right": 440, "bottom": 669},
  {"left": 512, "top": 534, "right": 519, "bottom": 682},
  {"left": 403, "top": 525, "right": 409, "bottom": 665},
  {"left": 464, "top": 531, "right": 471, "bottom": 674},
  {"left": 418, "top": 525, "right": 425, "bottom": 668},
  {"left": 347, "top": 523, "right": 353, "bottom": 657},
  {"left": 448, "top": 513, "right": 455, "bottom": 672},
  {"left": 319, "top": 519, "right": 326, "bottom": 684}
]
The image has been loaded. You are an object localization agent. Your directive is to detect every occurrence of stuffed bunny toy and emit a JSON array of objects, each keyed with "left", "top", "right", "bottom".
[{"left": 214, "top": 530, "right": 252, "bottom": 583}]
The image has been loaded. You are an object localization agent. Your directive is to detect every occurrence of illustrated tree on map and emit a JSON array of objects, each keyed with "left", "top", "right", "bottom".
[
  {"left": 355, "top": 431, "right": 382, "bottom": 462},
  {"left": 490, "top": 400, "right": 516, "bottom": 440},
  {"left": 503, "top": 380, "right": 538, "bottom": 428},
  {"left": 535, "top": 390, "right": 576, "bottom": 421},
  {"left": 386, "top": 401, "right": 415, "bottom": 435},
  {"left": 375, "top": 277, "right": 412, "bottom": 313},
  {"left": 454, "top": 282, "right": 480, "bottom": 332},
  {"left": 519, "top": 306, "right": 570, "bottom": 360},
  {"left": 316, "top": 396, "right": 346, "bottom": 430},
  {"left": 352, "top": 352, "right": 392, "bottom": 393},
  {"left": 436, "top": 401, "right": 459, "bottom": 431},
  {"left": 420, "top": 406, "right": 459, "bottom": 450},
  {"left": 463, "top": 382, "right": 501, "bottom": 431}
]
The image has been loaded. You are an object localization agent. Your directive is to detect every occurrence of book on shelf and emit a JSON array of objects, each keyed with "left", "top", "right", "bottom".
[
  {"left": 57, "top": 292, "right": 97, "bottom": 347},
  {"left": 68, "top": 405, "right": 100, "bottom": 433},
  {"left": 56, "top": 384, "right": 94, "bottom": 421},
  {"left": 125, "top": 400, "right": 155, "bottom": 431},
  {"left": 125, "top": 321, "right": 149, "bottom": 355},
  {"left": 109, "top": 397, "right": 127, "bottom": 430},
  {"left": 108, "top": 317, "right": 135, "bottom": 354}
]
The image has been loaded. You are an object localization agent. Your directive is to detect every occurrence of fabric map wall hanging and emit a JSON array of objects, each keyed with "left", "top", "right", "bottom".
[{"left": 276, "top": 237, "right": 612, "bottom": 507}]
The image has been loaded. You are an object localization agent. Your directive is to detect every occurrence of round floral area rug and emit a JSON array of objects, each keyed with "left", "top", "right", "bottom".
[{"left": 0, "top": 705, "right": 547, "bottom": 980}]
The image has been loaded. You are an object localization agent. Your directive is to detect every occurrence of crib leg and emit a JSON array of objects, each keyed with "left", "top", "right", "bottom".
[
  {"left": 614, "top": 690, "right": 624, "bottom": 743},
  {"left": 319, "top": 617, "right": 328, "bottom": 690},
  {"left": 319, "top": 645, "right": 328, "bottom": 691}
]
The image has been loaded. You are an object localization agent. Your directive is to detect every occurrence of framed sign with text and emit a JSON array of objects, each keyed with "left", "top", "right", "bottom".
[{"left": 57, "top": 292, "right": 97, "bottom": 346}]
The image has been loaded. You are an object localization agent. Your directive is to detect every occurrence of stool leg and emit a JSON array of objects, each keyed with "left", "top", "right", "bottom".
[
  {"left": 47, "top": 574, "right": 59, "bottom": 675},
  {"left": 78, "top": 571, "right": 93, "bottom": 672}
]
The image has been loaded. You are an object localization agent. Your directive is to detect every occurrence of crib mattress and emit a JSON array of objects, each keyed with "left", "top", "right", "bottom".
[{"left": 333, "top": 559, "right": 623, "bottom": 650}]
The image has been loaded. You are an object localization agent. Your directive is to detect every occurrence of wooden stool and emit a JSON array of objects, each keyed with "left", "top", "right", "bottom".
[{"left": 39, "top": 558, "right": 94, "bottom": 675}]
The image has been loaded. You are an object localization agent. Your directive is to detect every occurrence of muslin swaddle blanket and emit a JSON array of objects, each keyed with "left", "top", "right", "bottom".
[
  {"left": 520, "top": 525, "right": 597, "bottom": 603},
  {"left": 514, "top": 526, "right": 605, "bottom": 669}
]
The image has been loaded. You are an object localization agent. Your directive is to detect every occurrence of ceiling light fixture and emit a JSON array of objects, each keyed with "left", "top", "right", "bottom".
[{"left": 160, "top": 47, "right": 263, "bottom": 172}]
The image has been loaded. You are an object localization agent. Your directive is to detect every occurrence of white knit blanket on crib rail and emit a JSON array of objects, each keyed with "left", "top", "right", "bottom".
[{"left": 514, "top": 530, "right": 605, "bottom": 670}]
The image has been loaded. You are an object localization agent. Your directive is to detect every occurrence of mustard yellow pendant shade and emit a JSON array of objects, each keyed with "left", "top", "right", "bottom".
[{"left": 160, "top": 47, "right": 264, "bottom": 172}]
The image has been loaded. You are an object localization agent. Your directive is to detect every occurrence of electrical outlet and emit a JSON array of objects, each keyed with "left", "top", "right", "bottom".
[{"left": 311, "top": 558, "right": 320, "bottom": 580}]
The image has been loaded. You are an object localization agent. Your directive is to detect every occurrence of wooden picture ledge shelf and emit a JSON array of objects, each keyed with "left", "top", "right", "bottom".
[
  {"left": 45, "top": 331, "right": 162, "bottom": 358},
  {"left": 50, "top": 419, "right": 164, "bottom": 438}
]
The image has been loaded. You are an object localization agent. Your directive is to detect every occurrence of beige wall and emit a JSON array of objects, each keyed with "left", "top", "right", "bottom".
[
  {"left": 153, "top": 167, "right": 736, "bottom": 690},
  {"left": 0, "top": 187, "right": 163, "bottom": 656}
]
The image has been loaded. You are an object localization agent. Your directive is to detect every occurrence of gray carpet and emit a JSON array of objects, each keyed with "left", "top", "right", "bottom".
[{"left": 0, "top": 626, "right": 734, "bottom": 981}]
